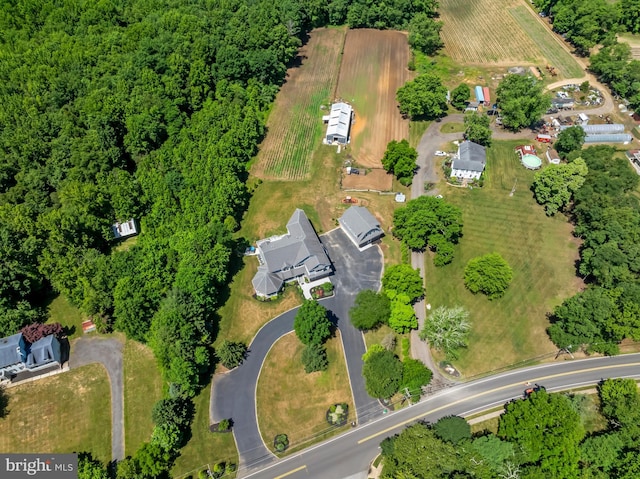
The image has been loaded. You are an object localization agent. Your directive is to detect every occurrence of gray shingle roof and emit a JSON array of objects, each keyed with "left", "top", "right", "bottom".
[
  {"left": 339, "top": 206, "right": 383, "bottom": 247},
  {"left": 0, "top": 333, "right": 25, "bottom": 369},
  {"left": 452, "top": 141, "right": 486, "bottom": 172},
  {"left": 253, "top": 209, "right": 332, "bottom": 296},
  {"left": 26, "top": 335, "right": 61, "bottom": 368}
]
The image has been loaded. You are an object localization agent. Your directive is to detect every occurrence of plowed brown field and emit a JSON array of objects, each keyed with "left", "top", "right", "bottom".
[{"left": 335, "top": 29, "right": 412, "bottom": 169}]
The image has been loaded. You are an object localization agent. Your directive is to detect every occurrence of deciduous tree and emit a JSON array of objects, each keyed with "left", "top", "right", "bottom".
[
  {"left": 362, "top": 349, "right": 403, "bottom": 399},
  {"left": 396, "top": 74, "right": 448, "bottom": 120},
  {"left": 498, "top": 390, "right": 585, "bottom": 478},
  {"left": 464, "top": 111, "right": 492, "bottom": 146},
  {"left": 450, "top": 83, "right": 471, "bottom": 110},
  {"left": 496, "top": 75, "right": 550, "bottom": 131},
  {"left": 532, "top": 158, "right": 588, "bottom": 215},
  {"left": 349, "top": 290, "right": 391, "bottom": 330},
  {"left": 554, "top": 126, "right": 586, "bottom": 158},
  {"left": 382, "top": 139, "right": 417, "bottom": 185},
  {"left": 408, "top": 13, "right": 443, "bottom": 56},
  {"left": 382, "top": 264, "right": 424, "bottom": 304},
  {"left": 393, "top": 196, "right": 463, "bottom": 258},
  {"left": 294, "top": 300, "right": 331, "bottom": 346},
  {"left": 464, "top": 253, "right": 513, "bottom": 299}
]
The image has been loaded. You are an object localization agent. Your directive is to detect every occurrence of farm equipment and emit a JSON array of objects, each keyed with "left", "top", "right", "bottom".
[{"left": 342, "top": 196, "right": 358, "bottom": 204}]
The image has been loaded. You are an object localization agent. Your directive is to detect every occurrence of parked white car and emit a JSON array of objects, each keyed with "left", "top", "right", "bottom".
[{"left": 434, "top": 151, "right": 447, "bottom": 157}]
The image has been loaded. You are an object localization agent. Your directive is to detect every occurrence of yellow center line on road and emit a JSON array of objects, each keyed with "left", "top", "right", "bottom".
[
  {"left": 273, "top": 465, "right": 307, "bottom": 478},
  {"left": 358, "top": 362, "right": 640, "bottom": 444}
]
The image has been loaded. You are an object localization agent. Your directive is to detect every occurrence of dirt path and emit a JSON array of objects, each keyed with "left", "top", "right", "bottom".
[{"left": 70, "top": 337, "right": 124, "bottom": 461}]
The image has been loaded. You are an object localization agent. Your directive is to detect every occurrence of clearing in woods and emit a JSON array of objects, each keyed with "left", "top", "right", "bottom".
[
  {"left": 439, "top": 0, "right": 582, "bottom": 77},
  {"left": 335, "top": 29, "right": 411, "bottom": 169},
  {"left": 252, "top": 27, "right": 346, "bottom": 181}
]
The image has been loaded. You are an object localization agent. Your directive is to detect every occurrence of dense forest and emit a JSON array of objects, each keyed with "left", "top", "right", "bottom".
[
  {"left": 380, "top": 378, "right": 640, "bottom": 479},
  {"left": 0, "top": 0, "right": 439, "bottom": 476},
  {"left": 548, "top": 146, "right": 640, "bottom": 354}
]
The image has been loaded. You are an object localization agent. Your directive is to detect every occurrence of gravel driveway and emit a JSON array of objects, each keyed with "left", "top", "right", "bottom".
[{"left": 70, "top": 337, "right": 124, "bottom": 461}]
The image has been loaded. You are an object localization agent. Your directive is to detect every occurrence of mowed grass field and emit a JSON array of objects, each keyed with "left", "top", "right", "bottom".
[
  {"left": 123, "top": 340, "right": 163, "bottom": 456},
  {"left": 252, "top": 27, "right": 346, "bottom": 181},
  {"left": 618, "top": 33, "right": 640, "bottom": 59},
  {"left": 0, "top": 364, "right": 111, "bottom": 463},
  {"left": 336, "top": 29, "right": 411, "bottom": 168},
  {"left": 256, "top": 332, "right": 353, "bottom": 454},
  {"left": 424, "top": 141, "right": 582, "bottom": 376},
  {"left": 439, "top": 0, "right": 583, "bottom": 79},
  {"left": 509, "top": 6, "right": 584, "bottom": 78}
]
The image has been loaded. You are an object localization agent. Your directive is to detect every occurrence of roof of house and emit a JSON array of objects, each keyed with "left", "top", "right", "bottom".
[
  {"left": 253, "top": 209, "right": 331, "bottom": 296},
  {"left": 26, "top": 335, "right": 60, "bottom": 368},
  {"left": 326, "top": 102, "right": 352, "bottom": 140},
  {"left": 626, "top": 149, "right": 640, "bottom": 160},
  {"left": 339, "top": 206, "right": 383, "bottom": 246},
  {"left": 547, "top": 149, "right": 561, "bottom": 160},
  {"left": 0, "top": 333, "right": 25, "bottom": 369},
  {"left": 452, "top": 141, "right": 486, "bottom": 172}
]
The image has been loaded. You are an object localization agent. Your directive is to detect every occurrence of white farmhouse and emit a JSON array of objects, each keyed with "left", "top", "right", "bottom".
[{"left": 450, "top": 141, "right": 486, "bottom": 180}]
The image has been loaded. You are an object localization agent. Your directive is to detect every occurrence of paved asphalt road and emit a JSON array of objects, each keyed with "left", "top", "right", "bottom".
[
  {"left": 239, "top": 353, "right": 640, "bottom": 479},
  {"left": 211, "top": 228, "right": 383, "bottom": 471}
]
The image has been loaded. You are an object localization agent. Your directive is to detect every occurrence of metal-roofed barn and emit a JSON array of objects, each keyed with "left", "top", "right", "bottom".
[
  {"left": 252, "top": 209, "right": 332, "bottom": 298},
  {"left": 339, "top": 206, "right": 384, "bottom": 248},
  {"left": 325, "top": 102, "right": 353, "bottom": 145}
]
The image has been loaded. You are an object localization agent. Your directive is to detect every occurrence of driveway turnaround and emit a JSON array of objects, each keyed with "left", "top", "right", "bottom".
[
  {"left": 211, "top": 228, "right": 383, "bottom": 472},
  {"left": 70, "top": 337, "right": 124, "bottom": 461}
]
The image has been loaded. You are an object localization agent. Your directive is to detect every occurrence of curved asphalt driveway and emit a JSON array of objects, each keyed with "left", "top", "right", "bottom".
[
  {"left": 211, "top": 228, "right": 383, "bottom": 472},
  {"left": 69, "top": 337, "right": 124, "bottom": 461}
]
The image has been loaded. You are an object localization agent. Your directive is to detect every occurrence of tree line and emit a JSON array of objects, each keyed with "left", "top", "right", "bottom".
[{"left": 380, "top": 378, "right": 640, "bottom": 478}]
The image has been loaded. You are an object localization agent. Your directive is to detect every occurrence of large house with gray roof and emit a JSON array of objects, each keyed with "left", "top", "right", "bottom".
[
  {"left": 0, "top": 332, "right": 62, "bottom": 381},
  {"left": 339, "top": 206, "right": 384, "bottom": 248},
  {"left": 252, "top": 209, "right": 332, "bottom": 298},
  {"left": 450, "top": 141, "right": 486, "bottom": 180}
]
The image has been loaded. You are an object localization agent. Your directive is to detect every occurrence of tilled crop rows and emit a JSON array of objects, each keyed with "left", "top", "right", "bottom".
[{"left": 253, "top": 28, "right": 345, "bottom": 181}]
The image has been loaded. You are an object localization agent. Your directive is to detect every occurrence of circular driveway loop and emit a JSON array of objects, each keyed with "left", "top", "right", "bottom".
[{"left": 211, "top": 228, "right": 383, "bottom": 473}]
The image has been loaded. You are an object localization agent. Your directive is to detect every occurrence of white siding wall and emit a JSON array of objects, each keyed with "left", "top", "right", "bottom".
[{"left": 451, "top": 168, "right": 482, "bottom": 180}]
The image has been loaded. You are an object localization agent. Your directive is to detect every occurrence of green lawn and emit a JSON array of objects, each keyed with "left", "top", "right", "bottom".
[
  {"left": 0, "top": 364, "right": 111, "bottom": 463},
  {"left": 509, "top": 6, "right": 584, "bottom": 79},
  {"left": 172, "top": 386, "right": 238, "bottom": 478},
  {"left": 47, "top": 295, "right": 85, "bottom": 340},
  {"left": 123, "top": 340, "right": 164, "bottom": 456},
  {"left": 440, "top": 122, "right": 465, "bottom": 134},
  {"left": 425, "top": 141, "right": 582, "bottom": 376},
  {"left": 256, "top": 332, "right": 353, "bottom": 454}
]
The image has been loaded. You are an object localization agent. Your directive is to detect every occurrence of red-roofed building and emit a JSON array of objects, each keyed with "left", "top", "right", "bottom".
[
  {"left": 515, "top": 145, "right": 536, "bottom": 157},
  {"left": 482, "top": 87, "right": 490, "bottom": 106}
]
